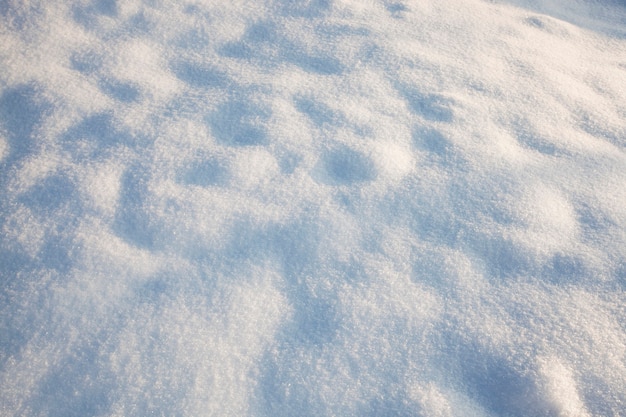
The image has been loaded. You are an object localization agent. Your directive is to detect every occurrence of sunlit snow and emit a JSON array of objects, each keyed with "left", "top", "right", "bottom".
[{"left": 1, "top": 0, "right": 626, "bottom": 416}]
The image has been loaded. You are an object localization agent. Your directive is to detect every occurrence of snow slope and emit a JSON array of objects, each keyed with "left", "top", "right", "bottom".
[{"left": 1, "top": 0, "right": 626, "bottom": 415}]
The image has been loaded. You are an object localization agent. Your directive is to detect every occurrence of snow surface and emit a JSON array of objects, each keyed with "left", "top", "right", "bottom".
[{"left": 1, "top": 0, "right": 626, "bottom": 415}]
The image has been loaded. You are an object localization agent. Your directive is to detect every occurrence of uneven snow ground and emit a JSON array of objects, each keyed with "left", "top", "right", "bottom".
[{"left": 1, "top": 0, "right": 626, "bottom": 415}]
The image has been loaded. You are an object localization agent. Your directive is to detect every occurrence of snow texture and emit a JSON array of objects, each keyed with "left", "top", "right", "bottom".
[{"left": 1, "top": 0, "right": 626, "bottom": 416}]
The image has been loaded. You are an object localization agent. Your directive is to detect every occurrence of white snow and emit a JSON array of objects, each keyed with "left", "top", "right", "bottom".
[{"left": 1, "top": 0, "right": 626, "bottom": 416}]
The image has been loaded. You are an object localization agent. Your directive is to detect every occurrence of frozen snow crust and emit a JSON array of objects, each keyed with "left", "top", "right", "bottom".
[{"left": 1, "top": 0, "right": 626, "bottom": 415}]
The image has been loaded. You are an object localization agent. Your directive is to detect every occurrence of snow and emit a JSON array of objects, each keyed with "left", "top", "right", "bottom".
[{"left": 1, "top": 0, "right": 626, "bottom": 415}]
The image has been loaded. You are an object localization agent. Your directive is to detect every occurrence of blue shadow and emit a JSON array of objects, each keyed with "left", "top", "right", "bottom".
[
  {"left": 72, "top": 0, "right": 117, "bottom": 28},
  {"left": 294, "top": 96, "right": 342, "bottom": 127},
  {"left": 99, "top": 78, "right": 140, "bottom": 103},
  {"left": 30, "top": 337, "right": 115, "bottom": 417},
  {"left": 171, "top": 61, "right": 230, "bottom": 89},
  {"left": 219, "top": 20, "right": 344, "bottom": 76},
  {"left": 278, "top": 0, "right": 332, "bottom": 18},
  {"left": 60, "top": 112, "right": 140, "bottom": 160},
  {"left": 318, "top": 147, "right": 377, "bottom": 185},
  {"left": 179, "top": 158, "right": 230, "bottom": 187},
  {"left": 401, "top": 89, "right": 454, "bottom": 122},
  {"left": 113, "top": 165, "right": 155, "bottom": 249},
  {"left": 207, "top": 99, "right": 270, "bottom": 147},
  {"left": 412, "top": 126, "right": 453, "bottom": 159},
  {"left": 0, "top": 84, "right": 49, "bottom": 169}
]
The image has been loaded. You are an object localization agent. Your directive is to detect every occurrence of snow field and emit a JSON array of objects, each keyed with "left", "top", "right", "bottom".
[{"left": 1, "top": 0, "right": 626, "bottom": 415}]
